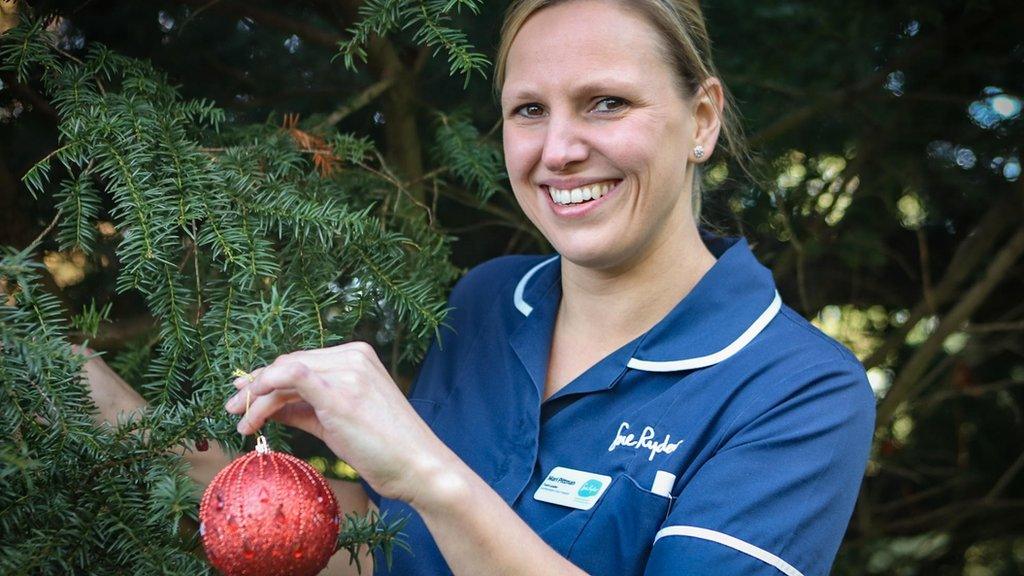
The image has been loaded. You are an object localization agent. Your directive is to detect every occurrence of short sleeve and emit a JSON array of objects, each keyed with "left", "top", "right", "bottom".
[{"left": 644, "top": 361, "right": 875, "bottom": 576}]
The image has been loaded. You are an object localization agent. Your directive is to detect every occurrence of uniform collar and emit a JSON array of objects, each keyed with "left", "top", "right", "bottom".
[{"left": 511, "top": 231, "right": 781, "bottom": 378}]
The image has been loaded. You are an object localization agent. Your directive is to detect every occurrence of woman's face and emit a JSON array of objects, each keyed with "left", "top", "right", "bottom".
[{"left": 502, "top": 0, "right": 705, "bottom": 272}]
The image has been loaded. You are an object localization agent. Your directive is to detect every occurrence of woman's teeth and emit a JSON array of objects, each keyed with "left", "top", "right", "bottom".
[{"left": 548, "top": 180, "right": 617, "bottom": 205}]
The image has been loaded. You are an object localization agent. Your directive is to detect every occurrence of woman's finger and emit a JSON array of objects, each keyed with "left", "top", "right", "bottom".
[
  {"left": 238, "top": 360, "right": 333, "bottom": 429},
  {"left": 230, "top": 351, "right": 335, "bottom": 391},
  {"left": 226, "top": 370, "right": 323, "bottom": 437},
  {"left": 237, "top": 387, "right": 298, "bottom": 435},
  {"left": 225, "top": 361, "right": 307, "bottom": 413},
  {"left": 230, "top": 341, "right": 381, "bottom": 392},
  {"left": 224, "top": 382, "right": 264, "bottom": 414},
  {"left": 251, "top": 357, "right": 335, "bottom": 400},
  {"left": 266, "top": 402, "right": 325, "bottom": 439}
]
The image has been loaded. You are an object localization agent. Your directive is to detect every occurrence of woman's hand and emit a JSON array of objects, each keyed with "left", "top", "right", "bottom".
[
  {"left": 73, "top": 345, "right": 147, "bottom": 426},
  {"left": 225, "top": 341, "right": 451, "bottom": 506}
]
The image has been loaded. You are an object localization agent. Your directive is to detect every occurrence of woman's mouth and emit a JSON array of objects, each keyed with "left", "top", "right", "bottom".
[
  {"left": 546, "top": 179, "right": 620, "bottom": 205},
  {"left": 543, "top": 179, "right": 624, "bottom": 218}
]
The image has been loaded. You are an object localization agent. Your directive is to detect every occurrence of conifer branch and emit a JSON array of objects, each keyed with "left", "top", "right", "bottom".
[
  {"left": 0, "top": 11, "right": 473, "bottom": 571},
  {"left": 335, "top": 0, "right": 489, "bottom": 86},
  {"left": 337, "top": 510, "right": 410, "bottom": 574},
  {"left": 432, "top": 111, "right": 507, "bottom": 202},
  {"left": 27, "top": 206, "right": 62, "bottom": 249}
]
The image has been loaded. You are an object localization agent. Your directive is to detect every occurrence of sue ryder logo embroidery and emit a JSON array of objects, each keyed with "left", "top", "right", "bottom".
[{"left": 607, "top": 421, "right": 684, "bottom": 461}]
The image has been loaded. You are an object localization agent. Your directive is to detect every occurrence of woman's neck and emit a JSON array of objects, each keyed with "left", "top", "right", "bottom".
[{"left": 556, "top": 225, "right": 717, "bottom": 345}]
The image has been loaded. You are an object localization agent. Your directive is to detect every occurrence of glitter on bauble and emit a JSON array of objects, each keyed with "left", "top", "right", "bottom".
[{"left": 199, "top": 438, "right": 340, "bottom": 576}]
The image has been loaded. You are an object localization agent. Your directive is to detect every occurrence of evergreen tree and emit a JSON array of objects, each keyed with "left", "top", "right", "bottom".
[{"left": 0, "top": 2, "right": 496, "bottom": 573}]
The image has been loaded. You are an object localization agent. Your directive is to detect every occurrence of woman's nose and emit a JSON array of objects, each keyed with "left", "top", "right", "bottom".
[{"left": 541, "top": 116, "right": 589, "bottom": 172}]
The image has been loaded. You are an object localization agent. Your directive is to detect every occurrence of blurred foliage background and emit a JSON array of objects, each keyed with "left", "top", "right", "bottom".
[{"left": 1, "top": 0, "right": 1022, "bottom": 574}]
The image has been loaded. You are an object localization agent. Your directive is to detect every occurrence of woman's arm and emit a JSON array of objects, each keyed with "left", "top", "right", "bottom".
[
  {"left": 408, "top": 444, "right": 587, "bottom": 576},
  {"left": 78, "top": 349, "right": 227, "bottom": 486}
]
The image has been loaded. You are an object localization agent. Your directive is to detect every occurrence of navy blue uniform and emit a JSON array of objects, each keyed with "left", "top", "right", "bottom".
[{"left": 363, "top": 232, "right": 875, "bottom": 575}]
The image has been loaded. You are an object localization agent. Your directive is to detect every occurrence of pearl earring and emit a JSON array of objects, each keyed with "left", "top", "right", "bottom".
[{"left": 693, "top": 145, "right": 706, "bottom": 160}]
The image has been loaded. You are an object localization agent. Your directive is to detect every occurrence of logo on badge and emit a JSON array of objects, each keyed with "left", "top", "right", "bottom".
[{"left": 577, "top": 479, "right": 603, "bottom": 498}]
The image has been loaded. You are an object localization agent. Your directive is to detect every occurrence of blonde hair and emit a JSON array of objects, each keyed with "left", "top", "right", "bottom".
[{"left": 493, "top": 0, "right": 752, "bottom": 220}]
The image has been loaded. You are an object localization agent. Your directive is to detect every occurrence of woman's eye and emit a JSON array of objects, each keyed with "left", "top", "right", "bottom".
[
  {"left": 594, "top": 97, "right": 627, "bottom": 113},
  {"left": 513, "top": 103, "right": 544, "bottom": 118}
]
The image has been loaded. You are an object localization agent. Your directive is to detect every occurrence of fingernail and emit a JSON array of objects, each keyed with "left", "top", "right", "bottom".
[{"left": 225, "top": 394, "right": 240, "bottom": 412}]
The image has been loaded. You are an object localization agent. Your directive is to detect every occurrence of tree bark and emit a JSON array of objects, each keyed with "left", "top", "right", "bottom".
[
  {"left": 864, "top": 193, "right": 1023, "bottom": 370},
  {"left": 876, "top": 226, "right": 1024, "bottom": 428},
  {"left": 330, "top": 1, "right": 426, "bottom": 207}
]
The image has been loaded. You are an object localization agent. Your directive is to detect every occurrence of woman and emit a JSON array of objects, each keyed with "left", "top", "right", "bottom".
[{"left": 84, "top": 1, "right": 875, "bottom": 574}]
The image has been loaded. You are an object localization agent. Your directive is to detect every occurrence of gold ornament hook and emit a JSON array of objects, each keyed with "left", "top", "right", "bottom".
[{"left": 231, "top": 367, "right": 266, "bottom": 448}]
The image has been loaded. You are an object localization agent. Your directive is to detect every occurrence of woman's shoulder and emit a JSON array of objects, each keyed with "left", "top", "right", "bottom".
[
  {"left": 769, "top": 303, "right": 865, "bottom": 368},
  {"left": 690, "top": 301, "right": 877, "bottom": 469},
  {"left": 690, "top": 296, "right": 875, "bottom": 424},
  {"left": 735, "top": 301, "right": 876, "bottom": 420}
]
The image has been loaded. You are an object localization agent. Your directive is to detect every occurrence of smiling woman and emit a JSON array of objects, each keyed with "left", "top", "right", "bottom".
[{"left": 353, "top": 1, "right": 873, "bottom": 575}]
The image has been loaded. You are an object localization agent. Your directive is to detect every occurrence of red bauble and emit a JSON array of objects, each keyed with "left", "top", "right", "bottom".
[{"left": 199, "top": 447, "right": 340, "bottom": 576}]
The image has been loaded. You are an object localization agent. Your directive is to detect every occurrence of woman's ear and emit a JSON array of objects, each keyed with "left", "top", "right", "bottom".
[{"left": 691, "top": 77, "right": 725, "bottom": 163}]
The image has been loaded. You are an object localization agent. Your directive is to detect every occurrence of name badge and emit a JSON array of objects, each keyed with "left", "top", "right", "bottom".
[{"left": 533, "top": 466, "right": 612, "bottom": 511}]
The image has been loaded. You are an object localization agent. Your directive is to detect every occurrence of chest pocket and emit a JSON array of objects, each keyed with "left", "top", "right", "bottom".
[
  {"left": 536, "top": 471, "right": 671, "bottom": 573},
  {"left": 565, "top": 473, "right": 672, "bottom": 576}
]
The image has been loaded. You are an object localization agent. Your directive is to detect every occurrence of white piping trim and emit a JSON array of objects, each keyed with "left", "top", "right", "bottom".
[
  {"left": 654, "top": 525, "right": 804, "bottom": 576},
  {"left": 627, "top": 291, "right": 782, "bottom": 372},
  {"left": 514, "top": 255, "right": 559, "bottom": 316}
]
